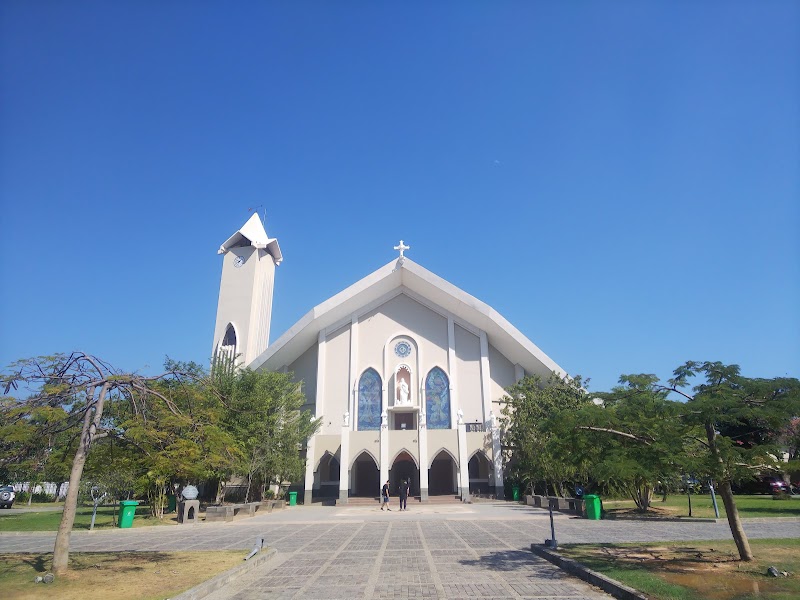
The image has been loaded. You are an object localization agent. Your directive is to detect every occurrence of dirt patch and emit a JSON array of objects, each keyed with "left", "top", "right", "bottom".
[
  {"left": 561, "top": 541, "right": 799, "bottom": 600},
  {"left": 0, "top": 551, "right": 245, "bottom": 600},
  {"left": 603, "top": 506, "right": 680, "bottom": 519}
]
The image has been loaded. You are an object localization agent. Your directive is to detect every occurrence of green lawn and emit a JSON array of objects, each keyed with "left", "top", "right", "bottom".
[
  {"left": 0, "top": 506, "right": 175, "bottom": 532},
  {"left": 559, "top": 539, "right": 800, "bottom": 600},
  {"left": 601, "top": 494, "right": 800, "bottom": 519}
]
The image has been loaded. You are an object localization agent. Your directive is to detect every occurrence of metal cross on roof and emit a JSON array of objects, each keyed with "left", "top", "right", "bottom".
[{"left": 394, "top": 240, "right": 410, "bottom": 258}]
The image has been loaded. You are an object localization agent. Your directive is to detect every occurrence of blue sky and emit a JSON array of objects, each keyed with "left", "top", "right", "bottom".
[{"left": 1, "top": 2, "right": 797, "bottom": 392}]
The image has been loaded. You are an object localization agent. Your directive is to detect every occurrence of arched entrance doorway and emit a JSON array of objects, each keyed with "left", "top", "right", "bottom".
[
  {"left": 317, "top": 452, "right": 340, "bottom": 498},
  {"left": 389, "top": 451, "right": 419, "bottom": 497},
  {"left": 429, "top": 450, "right": 457, "bottom": 496},
  {"left": 468, "top": 451, "right": 491, "bottom": 495},
  {"left": 351, "top": 451, "right": 380, "bottom": 497}
]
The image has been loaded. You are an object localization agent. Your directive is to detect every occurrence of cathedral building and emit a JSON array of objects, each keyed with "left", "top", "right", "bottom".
[{"left": 212, "top": 214, "right": 568, "bottom": 503}]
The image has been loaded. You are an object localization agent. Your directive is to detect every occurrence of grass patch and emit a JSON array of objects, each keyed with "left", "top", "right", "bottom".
[
  {"left": 0, "top": 506, "right": 176, "bottom": 532},
  {"left": 0, "top": 551, "right": 244, "bottom": 600},
  {"left": 601, "top": 494, "right": 800, "bottom": 519},
  {"left": 560, "top": 538, "right": 800, "bottom": 600}
]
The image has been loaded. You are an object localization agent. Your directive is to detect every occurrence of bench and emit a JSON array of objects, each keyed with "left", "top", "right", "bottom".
[{"left": 205, "top": 501, "right": 268, "bottom": 522}]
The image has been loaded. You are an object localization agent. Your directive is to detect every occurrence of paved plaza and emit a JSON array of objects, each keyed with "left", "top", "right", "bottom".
[{"left": 2, "top": 502, "right": 798, "bottom": 599}]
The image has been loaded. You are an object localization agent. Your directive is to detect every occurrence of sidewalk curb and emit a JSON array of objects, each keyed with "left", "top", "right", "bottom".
[
  {"left": 530, "top": 544, "right": 646, "bottom": 600},
  {"left": 169, "top": 547, "right": 277, "bottom": 600}
]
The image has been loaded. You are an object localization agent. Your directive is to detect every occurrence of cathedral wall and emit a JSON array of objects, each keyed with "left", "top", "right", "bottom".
[
  {"left": 288, "top": 343, "right": 318, "bottom": 412},
  {"left": 466, "top": 431, "right": 493, "bottom": 459},
  {"left": 214, "top": 246, "right": 258, "bottom": 360},
  {"left": 357, "top": 294, "right": 448, "bottom": 385},
  {"left": 321, "top": 324, "right": 351, "bottom": 434},
  {"left": 453, "top": 324, "right": 483, "bottom": 424},
  {"left": 389, "top": 431, "right": 419, "bottom": 466},
  {"left": 426, "top": 430, "right": 459, "bottom": 466},
  {"left": 313, "top": 436, "right": 342, "bottom": 469},
  {"left": 488, "top": 343, "right": 516, "bottom": 405},
  {"left": 350, "top": 432, "right": 381, "bottom": 468}
]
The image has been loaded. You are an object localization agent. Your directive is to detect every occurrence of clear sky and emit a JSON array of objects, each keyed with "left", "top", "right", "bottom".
[{"left": 1, "top": 1, "right": 798, "bottom": 392}]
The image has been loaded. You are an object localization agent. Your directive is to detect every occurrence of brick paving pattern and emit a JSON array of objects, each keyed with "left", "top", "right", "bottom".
[
  {"left": 2, "top": 502, "right": 797, "bottom": 599},
  {"left": 204, "top": 519, "right": 610, "bottom": 599}
]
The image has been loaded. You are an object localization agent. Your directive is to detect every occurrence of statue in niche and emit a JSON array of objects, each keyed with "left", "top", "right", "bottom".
[
  {"left": 343, "top": 411, "right": 350, "bottom": 427},
  {"left": 395, "top": 368, "right": 411, "bottom": 405},
  {"left": 398, "top": 378, "right": 409, "bottom": 404}
]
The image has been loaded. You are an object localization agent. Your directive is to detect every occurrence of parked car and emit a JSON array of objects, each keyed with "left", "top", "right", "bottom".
[
  {"left": 733, "top": 476, "right": 789, "bottom": 494},
  {"left": 0, "top": 486, "right": 15, "bottom": 508}
]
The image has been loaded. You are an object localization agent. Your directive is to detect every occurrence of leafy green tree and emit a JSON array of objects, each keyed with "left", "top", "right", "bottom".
[
  {"left": 557, "top": 374, "right": 700, "bottom": 511},
  {"left": 1, "top": 353, "right": 184, "bottom": 575},
  {"left": 114, "top": 373, "right": 242, "bottom": 517},
  {"left": 217, "top": 367, "right": 320, "bottom": 501},
  {"left": 0, "top": 397, "right": 72, "bottom": 501},
  {"left": 500, "top": 373, "right": 592, "bottom": 496},
  {"left": 664, "top": 362, "right": 800, "bottom": 561}
]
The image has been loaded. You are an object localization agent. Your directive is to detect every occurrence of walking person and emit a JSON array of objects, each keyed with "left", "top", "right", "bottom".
[
  {"left": 381, "top": 479, "right": 391, "bottom": 510},
  {"left": 399, "top": 479, "right": 409, "bottom": 511}
]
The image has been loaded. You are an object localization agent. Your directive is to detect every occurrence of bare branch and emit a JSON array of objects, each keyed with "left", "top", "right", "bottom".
[{"left": 577, "top": 426, "right": 653, "bottom": 445}]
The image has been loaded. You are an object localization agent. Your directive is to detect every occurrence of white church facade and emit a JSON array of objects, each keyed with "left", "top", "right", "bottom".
[{"left": 212, "top": 214, "right": 568, "bottom": 503}]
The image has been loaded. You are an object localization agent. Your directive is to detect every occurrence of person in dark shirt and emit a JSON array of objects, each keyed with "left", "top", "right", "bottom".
[
  {"left": 381, "top": 480, "right": 391, "bottom": 510},
  {"left": 399, "top": 479, "right": 409, "bottom": 511}
]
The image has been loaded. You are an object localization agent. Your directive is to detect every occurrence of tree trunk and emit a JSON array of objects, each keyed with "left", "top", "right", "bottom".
[
  {"left": 52, "top": 419, "right": 91, "bottom": 574},
  {"left": 53, "top": 384, "right": 108, "bottom": 575},
  {"left": 719, "top": 479, "right": 752, "bottom": 561},
  {"left": 705, "top": 421, "right": 752, "bottom": 561}
]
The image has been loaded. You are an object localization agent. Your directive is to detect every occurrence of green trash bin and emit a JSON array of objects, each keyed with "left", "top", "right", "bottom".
[
  {"left": 584, "top": 494, "right": 602, "bottom": 520},
  {"left": 512, "top": 485, "right": 521, "bottom": 501},
  {"left": 167, "top": 495, "right": 176, "bottom": 514},
  {"left": 288, "top": 491, "right": 298, "bottom": 506},
  {"left": 118, "top": 500, "right": 139, "bottom": 528}
]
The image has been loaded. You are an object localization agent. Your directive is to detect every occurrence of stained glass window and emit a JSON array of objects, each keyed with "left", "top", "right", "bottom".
[
  {"left": 425, "top": 367, "right": 451, "bottom": 429},
  {"left": 357, "top": 368, "right": 382, "bottom": 431}
]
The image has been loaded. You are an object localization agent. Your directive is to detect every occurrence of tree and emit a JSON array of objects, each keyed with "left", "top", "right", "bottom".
[
  {"left": 114, "top": 368, "right": 241, "bottom": 517},
  {"left": 558, "top": 374, "right": 699, "bottom": 511},
  {"left": 1, "top": 353, "right": 181, "bottom": 575},
  {"left": 664, "top": 362, "right": 800, "bottom": 561},
  {"left": 0, "top": 396, "right": 72, "bottom": 501},
  {"left": 500, "top": 373, "right": 592, "bottom": 496},
  {"left": 218, "top": 367, "right": 320, "bottom": 501}
]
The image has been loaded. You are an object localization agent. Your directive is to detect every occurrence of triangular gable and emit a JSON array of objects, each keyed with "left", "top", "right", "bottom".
[{"left": 249, "top": 258, "right": 566, "bottom": 380}]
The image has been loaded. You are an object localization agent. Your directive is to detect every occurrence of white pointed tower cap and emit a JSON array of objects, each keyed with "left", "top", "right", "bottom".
[{"left": 217, "top": 213, "right": 283, "bottom": 264}]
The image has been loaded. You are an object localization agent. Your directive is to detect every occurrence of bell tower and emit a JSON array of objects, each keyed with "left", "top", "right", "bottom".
[{"left": 212, "top": 213, "right": 283, "bottom": 367}]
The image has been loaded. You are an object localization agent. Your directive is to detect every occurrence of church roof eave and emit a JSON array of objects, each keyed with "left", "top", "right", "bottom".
[{"left": 247, "top": 258, "right": 567, "bottom": 380}]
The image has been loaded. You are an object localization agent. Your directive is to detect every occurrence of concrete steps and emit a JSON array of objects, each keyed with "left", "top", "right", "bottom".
[{"left": 337, "top": 495, "right": 463, "bottom": 506}]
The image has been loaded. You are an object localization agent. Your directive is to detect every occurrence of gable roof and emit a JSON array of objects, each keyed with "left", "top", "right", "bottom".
[
  {"left": 218, "top": 213, "right": 283, "bottom": 264},
  {"left": 249, "top": 258, "right": 567, "bottom": 380}
]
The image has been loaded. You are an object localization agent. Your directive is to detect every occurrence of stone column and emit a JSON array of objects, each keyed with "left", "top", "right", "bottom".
[
  {"left": 418, "top": 412, "right": 429, "bottom": 502},
  {"left": 490, "top": 411, "right": 504, "bottom": 499},
  {"left": 457, "top": 415, "right": 470, "bottom": 502},
  {"left": 380, "top": 410, "right": 389, "bottom": 488},
  {"left": 339, "top": 427, "right": 350, "bottom": 504},
  {"left": 303, "top": 436, "right": 316, "bottom": 505}
]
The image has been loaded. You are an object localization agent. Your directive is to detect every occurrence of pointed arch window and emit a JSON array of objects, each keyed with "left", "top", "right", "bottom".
[
  {"left": 357, "top": 368, "right": 382, "bottom": 431},
  {"left": 425, "top": 367, "right": 451, "bottom": 429},
  {"left": 219, "top": 324, "right": 237, "bottom": 357}
]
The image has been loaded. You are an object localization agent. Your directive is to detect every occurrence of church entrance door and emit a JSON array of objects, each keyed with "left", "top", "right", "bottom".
[
  {"left": 389, "top": 451, "right": 419, "bottom": 497},
  {"left": 351, "top": 452, "right": 380, "bottom": 497},
  {"left": 429, "top": 451, "right": 457, "bottom": 496}
]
